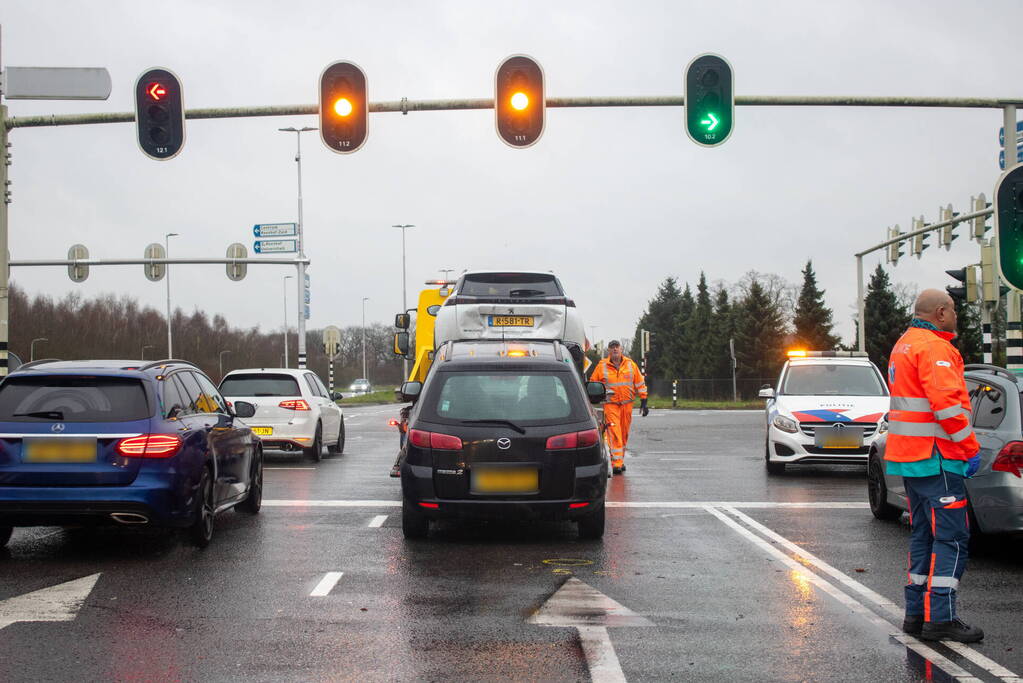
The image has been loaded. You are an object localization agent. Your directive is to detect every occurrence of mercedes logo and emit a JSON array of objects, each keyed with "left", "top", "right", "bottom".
[
  {"left": 51, "top": 423, "right": 66, "bottom": 433},
  {"left": 834, "top": 423, "right": 846, "bottom": 432},
  {"left": 497, "top": 438, "right": 511, "bottom": 450}
]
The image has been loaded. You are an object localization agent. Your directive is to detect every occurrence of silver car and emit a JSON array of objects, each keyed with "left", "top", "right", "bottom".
[{"left": 867, "top": 364, "right": 1023, "bottom": 534}]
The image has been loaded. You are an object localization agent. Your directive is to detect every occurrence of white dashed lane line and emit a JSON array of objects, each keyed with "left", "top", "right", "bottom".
[
  {"left": 368, "top": 515, "right": 388, "bottom": 528},
  {"left": 309, "top": 572, "right": 344, "bottom": 597}
]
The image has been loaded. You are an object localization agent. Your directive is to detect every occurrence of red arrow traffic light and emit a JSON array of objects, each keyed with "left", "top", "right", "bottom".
[{"left": 146, "top": 82, "right": 167, "bottom": 101}]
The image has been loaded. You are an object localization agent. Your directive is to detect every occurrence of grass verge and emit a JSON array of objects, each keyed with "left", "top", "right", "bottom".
[
  {"left": 647, "top": 396, "right": 762, "bottom": 410},
  {"left": 338, "top": 389, "right": 398, "bottom": 406}
]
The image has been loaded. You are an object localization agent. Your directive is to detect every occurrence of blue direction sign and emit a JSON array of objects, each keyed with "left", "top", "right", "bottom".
[
  {"left": 253, "top": 239, "right": 298, "bottom": 254},
  {"left": 999, "top": 120, "right": 1023, "bottom": 146},
  {"left": 999, "top": 146, "right": 1023, "bottom": 170},
  {"left": 253, "top": 223, "right": 298, "bottom": 238}
]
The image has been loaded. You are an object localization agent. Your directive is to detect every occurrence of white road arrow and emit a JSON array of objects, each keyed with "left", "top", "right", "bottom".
[
  {"left": 528, "top": 577, "right": 653, "bottom": 683},
  {"left": 0, "top": 573, "right": 101, "bottom": 631}
]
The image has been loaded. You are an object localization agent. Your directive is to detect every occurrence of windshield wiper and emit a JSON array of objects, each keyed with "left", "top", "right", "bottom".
[
  {"left": 460, "top": 419, "right": 526, "bottom": 434},
  {"left": 12, "top": 410, "right": 65, "bottom": 419}
]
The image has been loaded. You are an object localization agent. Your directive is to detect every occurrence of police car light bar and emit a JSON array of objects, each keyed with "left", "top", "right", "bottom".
[{"left": 787, "top": 350, "right": 868, "bottom": 358}]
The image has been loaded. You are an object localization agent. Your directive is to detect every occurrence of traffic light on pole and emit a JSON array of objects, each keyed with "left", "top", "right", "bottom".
[
  {"left": 887, "top": 226, "right": 905, "bottom": 265},
  {"left": 135, "top": 68, "right": 185, "bottom": 160},
  {"left": 939, "top": 204, "right": 959, "bottom": 251},
  {"left": 684, "top": 53, "right": 734, "bottom": 147},
  {"left": 972, "top": 193, "right": 992, "bottom": 242},
  {"left": 995, "top": 165, "right": 1023, "bottom": 290},
  {"left": 945, "top": 266, "right": 977, "bottom": 302},
  {"left": 319, "top": 61, "right": 368, "bottom": 154},
  {"left": 911, "top": 216, "right": 930, "bottom": 259},
  {"left": 495, "top": 55, "right": 545, "bottom": 148}
]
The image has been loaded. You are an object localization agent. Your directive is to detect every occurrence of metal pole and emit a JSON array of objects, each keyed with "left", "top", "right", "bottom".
[
  {"left": 672, "top": 379, "right": 677, "bottom": 409},
  {"left": 165, "top": 232, "right": 178, "bottom": 358},
  {"left": 393, "top": 224, "right": 414, "bottom": 379},
  {"left": 857, "top": 255, "right": 866, "bottom": 353},
  {"left": 219, "top": 349, "right": 231, "bottom": 380},
  {"left": 283, "top": 275, "right": 292, "bottom": 367},
  {"left": 729, "top": 337, "right": 738, "bottom": 402},
  {"left": 1005, "top": 105, "right": 1019, "bottom": 171},
  {"left": 0, "top": 28, "right": 7, "bottom": 378},
  {"left": 1008, "top": 291, "right": 1023, "bottom": 374},
  {"left": 362, "top": 297, "right": 369, "bottom": 380},
  {"left": 279, "top": 126, "right": 316, "bottom": 370},
  {"left": 30, "top": 337, "right": 46, "bottom": 361}
]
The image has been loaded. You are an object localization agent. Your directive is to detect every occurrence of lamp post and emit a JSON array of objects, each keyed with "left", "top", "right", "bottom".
[
  {"left": 30, "top": 337, "right": 47, "bottom": 361},
  {"left": 362, "top": 297, "right": 369, "bottom": 380},
  {"left": 141, "top": 344, "right": 155, "bottom": 360},
  {"left": 165, "top": 232, "right": 179, "bottom": 357},
  {"left": 283, "top": 275, "right": 293, "bottom": 367},
  {"left": 219, "top": 349, "right": 232, "bottom": 380},
  {"left": 279, "top": 126, "right": 317, "bottom": 369},
  {"left": 439, "top": 268, "right": 454, "bottom": 281},
  {"left": 392, "top": 224, "right": 415, "bottom": 377}
]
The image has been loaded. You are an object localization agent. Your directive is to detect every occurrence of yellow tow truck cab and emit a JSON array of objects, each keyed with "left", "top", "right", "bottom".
[{"left": 393, "top": 280, "right": 455, "bottom": 383}]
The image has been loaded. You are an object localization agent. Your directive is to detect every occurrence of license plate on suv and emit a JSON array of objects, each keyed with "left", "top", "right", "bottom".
[
  {"left": 488, "top": 315, "right": 534, "bottom": 327},
  {"left": 471, "top": 467, "right": 539, "bottom": 494},
  {"left": 814, "top": 426, "right": 864, "bottom": 449},
  {"left": 23, "top": 438, "right": 98, "bottom": 463}
]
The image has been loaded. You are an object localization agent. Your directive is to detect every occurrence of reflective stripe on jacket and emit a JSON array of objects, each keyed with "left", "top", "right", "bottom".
[
  {"left": 591, "top": 356, "right": 647, "bottom": 404},
  {"left": 885, "top": 326, "right": 979, "bottom": 463}
]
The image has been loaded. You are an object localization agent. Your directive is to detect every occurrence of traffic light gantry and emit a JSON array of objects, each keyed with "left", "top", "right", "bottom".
[
  {"left": 135, "top": 68, "right": 185, "bottom": 160},
  {"left": 495, "top": 55, "right": 545, "bottom": 149},
  {"left": 319, "top": 61, "right": 369, "bottom": 154}
]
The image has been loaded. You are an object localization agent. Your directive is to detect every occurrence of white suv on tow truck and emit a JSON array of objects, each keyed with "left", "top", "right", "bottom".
[{"left": 760, "top": 351, "right": 890, "bottom": 474}]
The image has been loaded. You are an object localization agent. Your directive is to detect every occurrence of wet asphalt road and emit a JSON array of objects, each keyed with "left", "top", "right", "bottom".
[{"left": 2, "top": 406, "right": 1022, "bottom": 682}]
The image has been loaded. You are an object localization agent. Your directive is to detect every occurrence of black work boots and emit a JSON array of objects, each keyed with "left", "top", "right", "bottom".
[{"left": 919, "top": 618, "right": 985, "bottom": 643}]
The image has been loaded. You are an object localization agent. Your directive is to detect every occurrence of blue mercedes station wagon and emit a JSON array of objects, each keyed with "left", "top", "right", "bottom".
[{"left": 0, "top": 359, "right": 263, "bottom": 548}]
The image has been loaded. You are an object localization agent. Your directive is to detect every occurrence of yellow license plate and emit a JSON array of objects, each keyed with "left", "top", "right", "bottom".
[
  {"left": 471, "top": 467, "right": 539, "bottom": 494},
  {"left": 251, "top": 427, "right": 273, "bottom": 436},
  {"left": 817, "top": 427, "right": 863, "bottom": 449},
  {"left": 489, "top": 315, "right": 534, "bottom": 327},
  {"left": 23, "top": 439, "right": 97, "bottom": 463}
]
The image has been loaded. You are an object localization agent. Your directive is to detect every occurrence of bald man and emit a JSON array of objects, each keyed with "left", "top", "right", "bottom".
[{"left": 885, "top": 289, "right": 983, "bottom": 642}]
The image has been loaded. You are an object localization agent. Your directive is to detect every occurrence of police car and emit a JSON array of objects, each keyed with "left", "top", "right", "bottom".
[{"left": 760, "top": 350, "right": 890, "bottom": 474}]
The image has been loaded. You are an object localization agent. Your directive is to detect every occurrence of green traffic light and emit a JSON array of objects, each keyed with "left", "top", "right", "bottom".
[
  {"left": 684, "top": 54, "right": 733, "bottom": 147},
  {"left": 700, "top": 113, "right": 720, "bottom": 131}
]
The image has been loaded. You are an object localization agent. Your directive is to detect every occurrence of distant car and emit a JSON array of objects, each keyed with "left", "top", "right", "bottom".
[
  {"left": 397, "top": 339, "right": 608, "bottom": 540},
  {"left": 761, "top": 350, "right": 890, "bottom": 474},
  {"left": 868, "top": 364, "right": 1023, "bottom": 534},
  {"left": 219, "top": 368, "right": 344, "bottom": 461},
  {"left": 0, "top": 359, "right": 263, "bottom": 549},
  {"left": 349, "top": 378, "right": 373, "bottom": 395}
]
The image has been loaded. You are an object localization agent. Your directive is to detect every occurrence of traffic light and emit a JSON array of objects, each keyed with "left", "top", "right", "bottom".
[
  {"left": 939, "top": 204, "right": 959, "bottom": 251},
  {"left": 945, "top": 266, "right": 978, "bottom": 302},
  {"left": 911, "top": 217, "right": 931, "bottom": 258},
  {"left": 495, "top": 55, "right": 545, "bottom": 148},
  {"left": 135, "top": 68, "right": 185, "bottom": 160},
  {"left": 972, "top": 193, "right": 992, "bottom": 242},
  {"left": 684, "top": 53, "right": 734, "bottom": 147},
  {"left": 886, "top": 226, "right": 905, "bottom": 265},
  {"left": 319, "top": 61, "right": 368, "bottom": 154},
  {"left": 995, "top": 165, "right": 1023, "bottom": 289}
]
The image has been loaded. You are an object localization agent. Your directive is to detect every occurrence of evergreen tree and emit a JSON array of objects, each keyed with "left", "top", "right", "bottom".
[
  {"left": 670, "top": 283, "right": 695, "bottom": 379},
  {"left": 637, "top": 277, "right": 684, "bottom": 383},
  {"left": 793, "top": 260, "right": 840, "bottom": 350},
  {"left": 734, "top": 278, "right": 787, "bottom": 380},
  {"left": 709, "top": 285, "right": 735, "bottom": 378},
  {"left": 950, "top": 296, "right": 983, "bottom": 364},
  {"left": 683, "top": 273, "right": 714, "bottom": 379},
  {"left": 864, "top": 264, "right": 911, "bottom": 371}
]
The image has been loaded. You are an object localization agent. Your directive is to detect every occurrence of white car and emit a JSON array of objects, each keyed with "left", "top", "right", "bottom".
[
  {"left": 348, "top": 378, "right": 372, "bottom": 395},
  {"left": 219, "top": 368, "right": 344, "bottom": 461},
  {"left": 760, "top": 351, "right": 889, "bottom": 474},
  {"left": 433, "top": 271, "right": 587, "bottom": 361}
]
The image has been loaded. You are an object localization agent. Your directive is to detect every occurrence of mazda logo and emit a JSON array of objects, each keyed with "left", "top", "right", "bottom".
[
  {"left": 51, "top": 423, "right": 65, "bottom": 433},
  {"left": 497, "top": 438, "right": 511, "bottom": 450}
]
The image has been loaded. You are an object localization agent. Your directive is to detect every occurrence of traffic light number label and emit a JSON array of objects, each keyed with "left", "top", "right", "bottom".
[
  {"left": 337, "top": 141, "right": 351, "bottom": 148},
  {"left": 155, "top": 147, "right": 170, "bottom": 154},
  {"left": 514, "top": 135, "right": 527, "bottom": 143}
]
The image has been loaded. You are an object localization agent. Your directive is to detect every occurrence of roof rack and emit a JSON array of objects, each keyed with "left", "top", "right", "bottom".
[
  {"left": 964, "top": 364, "right": 1019, "bottom": 383},
  {"left": 14, "top": 358, "right": 60, "bottom": 370},
  {"left": 138, "top": 359, "right": 201, "bottom": 372}
]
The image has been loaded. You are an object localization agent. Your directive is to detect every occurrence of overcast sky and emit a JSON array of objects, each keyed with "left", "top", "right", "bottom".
[{"left": 2, "top": 1, "right": 1020, "bottom": 354}]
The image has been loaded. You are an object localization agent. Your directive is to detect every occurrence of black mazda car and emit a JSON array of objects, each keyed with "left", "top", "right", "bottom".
[{"left": 397, "top": 340, "right": 608, "bottom": 539}]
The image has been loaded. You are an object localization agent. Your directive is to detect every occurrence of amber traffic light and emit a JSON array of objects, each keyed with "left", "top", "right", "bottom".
[
  {"left": 319, "top": 61, "right": 368, "bottom": 154},
  {"left": 495, "top": 55, "right": 545, "bottom": 148}
]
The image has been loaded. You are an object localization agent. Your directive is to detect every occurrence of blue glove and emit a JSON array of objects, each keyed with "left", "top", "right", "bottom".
[{"left": 965, "top": 454, "right": 982, "bottom": 478}]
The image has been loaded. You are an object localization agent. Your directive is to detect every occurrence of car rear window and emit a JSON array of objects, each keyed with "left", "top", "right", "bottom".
[
  {"left": 781, "top": 364, "right": 887, "bottom": 396},
  {"left": 219, "top": 374, "right": 301, "bottom": 397},
  {"left": 422, "top": 371, "right": 584, "bottom": 423},
  {"left": 0, "top": 376, "right": 150, "bottom": 422},
  {"left": 459, "top": 273, "right": 563, "bottom": 298}
]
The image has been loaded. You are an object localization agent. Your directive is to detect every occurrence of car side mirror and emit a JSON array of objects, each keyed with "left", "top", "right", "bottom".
[
  {"left": 331, "top": 391, "right": 344, "bottom": 401},
  {"left": 586, "top": 381, "right": 606, "bottom": 405},
  {"left": 394, "top": 332, "right": 410, "bottom": 357},
  {"left": 426, "top": 304, "right": 441, "bottom": 316},
  {"left": 395, "top": 313, "right": 410, "bottom": 330},
  {"left": 233, "top": 401, "right": 256, "bottom": 419},
  {"left": 758, "top": 385, "right": 775, "bottom": 399},
  {"left": 400, "top": 381, "right": 422, "bottom": 403}
]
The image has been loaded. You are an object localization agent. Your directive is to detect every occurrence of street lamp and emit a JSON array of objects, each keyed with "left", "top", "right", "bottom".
[
  {"left": 141, "top": 344, "right": 155, "bottom": 360},
  {"left": 283, "top": 275, "right": 293, "bottom": 367},
  {"left": 392, "top": 224, "right": 415, "bottom": 377},
  {"left": 279, "top": 126, "right": 317, "bottom": 370},
  {"left": 219, "top": 349, "right": 232, "bottom": 380},
  {"left": 30, "top": 337, "right": 47, "bottom": 361},
  {"left": 439, "top": 268, "right": 454, "bottom": 281},
  {"left": 362, "top": 297, "right": 370, "bottom": 380},
  {"left": 165, "top": 232, "right": 179, "bottom": 357}
]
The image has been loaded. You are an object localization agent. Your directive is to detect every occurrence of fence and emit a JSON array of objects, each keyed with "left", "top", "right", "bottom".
[{"left": 647, "top": 377, "right": 777, "bottom": 402}]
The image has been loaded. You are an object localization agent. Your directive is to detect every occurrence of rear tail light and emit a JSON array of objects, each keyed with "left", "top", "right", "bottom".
[
  {"left": 993, "top": 441, "right": 1023, "bottom": 478},
  {"left": 569, "top": 502, "right": 590, "bottom": 509},
  {"left": 117, "top": 434, "right": 182, "bottom": 459},
  {"left": 408, "top": 429, "right": 462, "bottom": 450},
  {"left": 279, "top": 399, "right": 311, "bottom": 411},
  {"left": 546, "top": 429, "right": 599, "bottom": 450}
]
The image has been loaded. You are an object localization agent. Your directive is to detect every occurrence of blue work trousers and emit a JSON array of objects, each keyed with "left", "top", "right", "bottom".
[{"left": 903, "top": 469, "right": 970, "bottom": 623}]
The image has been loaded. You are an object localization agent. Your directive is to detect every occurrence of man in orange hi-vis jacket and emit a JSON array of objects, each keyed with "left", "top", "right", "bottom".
[
  {"left": 590, "top": 340, "right": 647, "bottom": 475},
  {"left": 885, "top": 288, "right": 983, "bottom": 643}
]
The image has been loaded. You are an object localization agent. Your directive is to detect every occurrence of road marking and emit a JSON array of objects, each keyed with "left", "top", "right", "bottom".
[
  {"left": 264, "top": 500, "right": 868, "bottom": 509},
  {"left": 309, "top": 572, "right": 344, "bottom": 596},
  {"left": 657, "top": 457, "right": 701, "bottom": 460},
  {"left": 265, "top": 500, "right": 401, "bottom": 507},
  {"left": 722, "top": 506, "right": 1022, "bottom": 683},
  {"left": 0, "top": 573, "right": 101, "bottom": 631},
  {"left": 703, "top": 506, "right": 980, "bottom": 682},
  {"left": 368, "top": 515, "right": 387, "bottom": 528},
  {"left": 265, "top": 467, "right": 316, "bottom": 470}
]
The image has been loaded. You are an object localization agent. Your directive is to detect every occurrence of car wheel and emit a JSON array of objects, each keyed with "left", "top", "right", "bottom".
[
  {"left": 188, "top": 466, "right": 215, "bottom": 548},
  {"left": 0, "top": 526, "right": 12, "bottom": 549},
  {"left": 328, "top": 417, "right": 345, "bottom": 456},
  {"left": 578, "top": 504, "right": 606, "bottom": 540},
  {"left": 867, "top": 455, "right": 901, "bottom": 521},
  {"left": 238, "top": 449, "right": 263, "bottom": 514},
  {"left": 765, "top": 439, "right": 786, "bottom": 475},
  {"left": 402, "top": 499, "right": 430, "bottom": 540},
  {"left": 306, "top": 423, "right": 323, "bottom": 462}
]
